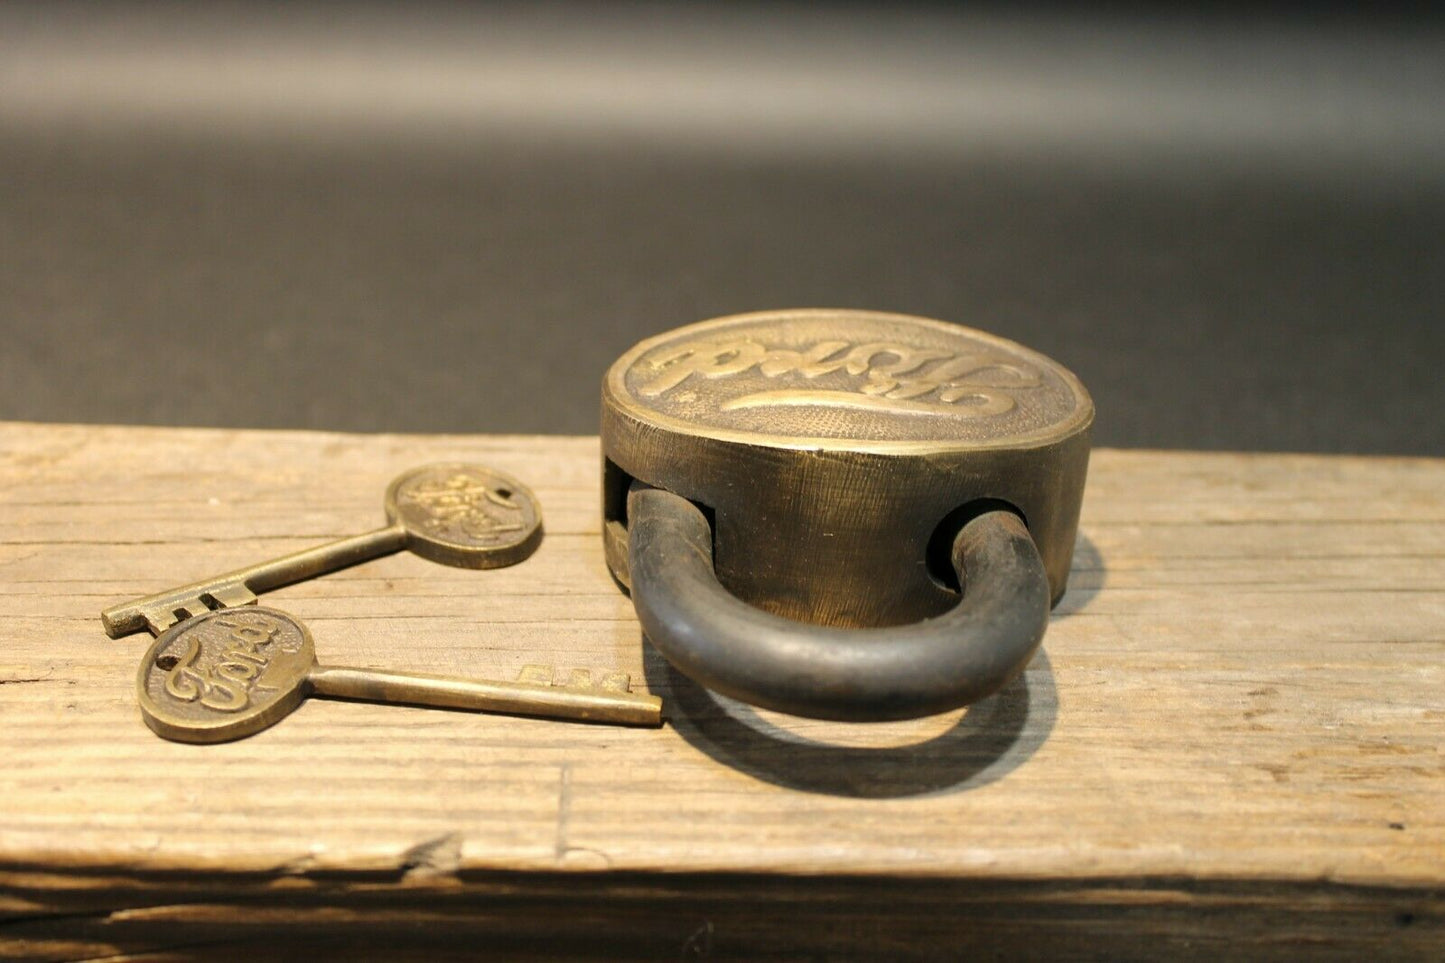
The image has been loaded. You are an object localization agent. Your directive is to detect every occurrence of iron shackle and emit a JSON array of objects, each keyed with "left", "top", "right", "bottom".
[{"left": 627, "top": 485, "right": 1051, "bottom": 721}]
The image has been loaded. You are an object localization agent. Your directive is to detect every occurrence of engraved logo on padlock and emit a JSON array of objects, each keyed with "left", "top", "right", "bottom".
[
  {"left": 601, "top": 309, "right": 1092, "bottom": 722},
  {"left": 635, "top": 335, "right": 1045, "bottom": 420}
]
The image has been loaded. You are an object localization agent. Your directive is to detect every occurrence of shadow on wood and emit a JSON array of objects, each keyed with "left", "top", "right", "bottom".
[
  {"left": 1055, "top": 529, "right": 1105, "bottom": 616},
  {"left": 639, "top": 530, "right": 1108, "bottom": 798},
  {"left": 645, "top": 645, "right": 1057, "bottom": 798}
]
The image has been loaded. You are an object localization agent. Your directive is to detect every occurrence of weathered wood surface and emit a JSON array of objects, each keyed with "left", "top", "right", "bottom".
[{"left": 0, "top": 421, "right": 1441, "bottom": 960}]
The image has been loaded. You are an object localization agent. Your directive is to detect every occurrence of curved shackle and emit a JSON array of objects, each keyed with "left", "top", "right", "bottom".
[{"left": 626, "top": 485, "right": 1053, "bottom": 722}]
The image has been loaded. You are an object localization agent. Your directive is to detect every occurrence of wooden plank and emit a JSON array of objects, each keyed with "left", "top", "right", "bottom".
[{"left": 0, "top": 422, "right": 1441, "bottom": 959}]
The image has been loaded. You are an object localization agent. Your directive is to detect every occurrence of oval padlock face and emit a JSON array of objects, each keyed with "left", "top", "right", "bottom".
[
  {"left": 608, "top": 310, "right": 1090, "bottom": 451},
  {"left": 602, "top": 309, "right": 1093, "bottom": 630}
]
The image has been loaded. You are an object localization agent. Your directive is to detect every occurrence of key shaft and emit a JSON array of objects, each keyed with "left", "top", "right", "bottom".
[
  {"left": 307, "top": 664, "right": 663, "bottom": 727},
  {"left": 103, "top": 524, "right": 407, "bottom": 638}
]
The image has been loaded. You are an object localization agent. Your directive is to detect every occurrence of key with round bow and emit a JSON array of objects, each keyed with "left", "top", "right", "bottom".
[
  {"left": 138, "top": 607, "right": 662, "bottom": 742},
  {"left": 103, "top": 464, "right": 541, "bottom": 638}
]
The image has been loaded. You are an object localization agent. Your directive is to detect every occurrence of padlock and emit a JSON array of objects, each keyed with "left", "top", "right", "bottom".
[{"left": 602, "top": 309, "right": 1092, "bottom": 721}]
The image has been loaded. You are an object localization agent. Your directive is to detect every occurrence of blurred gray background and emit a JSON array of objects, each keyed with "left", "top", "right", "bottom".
[{"left": 2, "top": 2, "right": 1442, "bottom": 453}]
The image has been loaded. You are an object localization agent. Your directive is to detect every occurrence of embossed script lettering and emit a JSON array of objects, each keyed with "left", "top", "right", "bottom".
[
  {"left": 637, "top": 339, "right": 1041, "bottom": 417},
  {"left": 400, "top": 474, "right": 524, "bottom": 539},
  {"left": 163, "top": 616, "right": 281, "bottom": 712}
]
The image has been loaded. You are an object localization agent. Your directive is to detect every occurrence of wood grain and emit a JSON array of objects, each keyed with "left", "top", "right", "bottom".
[{"left": 1, "top": 422, "right": 1441, "bottom": 959}]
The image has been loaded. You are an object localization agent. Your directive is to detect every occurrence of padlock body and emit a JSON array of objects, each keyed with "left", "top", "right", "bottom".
[{"left": 602, "top": 309, "right": 1092, "bottom": 628}]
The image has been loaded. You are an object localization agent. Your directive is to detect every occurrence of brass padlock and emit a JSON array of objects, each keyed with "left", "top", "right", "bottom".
[{"left": 602, "top": 309, "right": 1092, "bottom": 721}]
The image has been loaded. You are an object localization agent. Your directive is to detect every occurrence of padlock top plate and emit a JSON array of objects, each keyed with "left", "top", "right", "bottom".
[{"left": 605, "top": 309, "right": 1092, "bottom": 452}]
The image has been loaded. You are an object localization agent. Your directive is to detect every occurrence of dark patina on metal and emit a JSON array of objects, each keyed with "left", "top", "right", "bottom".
[{"left": 602, "top": 308, "right": 1092, "bottom": 720}]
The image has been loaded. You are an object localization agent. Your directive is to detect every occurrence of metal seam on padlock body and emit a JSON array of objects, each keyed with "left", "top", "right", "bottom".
[{"left": 627, "top": 485, "right": 1051, "bottom": 722}]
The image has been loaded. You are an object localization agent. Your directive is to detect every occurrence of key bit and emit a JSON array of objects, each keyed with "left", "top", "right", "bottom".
[{"left": 519, "top": 665, "right": 635, "bottom": 693}]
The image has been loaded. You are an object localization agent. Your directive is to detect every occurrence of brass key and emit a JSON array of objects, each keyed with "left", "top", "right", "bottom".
[
  {"left": 137, "top": 607, "right": 662, "bottom": 742},
  {"left": 103, "top": 464, "right": 542, "bottom": 639}
]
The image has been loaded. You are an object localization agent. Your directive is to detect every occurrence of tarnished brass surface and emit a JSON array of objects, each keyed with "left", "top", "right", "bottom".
[
  {"left": 384, "top": 463, "right": 542, "bottom": 569},
  {"left": 602, "top": 308, "right": 1093, "bottom": 629},
  {"left": 137, "top": 607, "right": 663, "bottom": 743},
  {"left": 103, "top": 463, "right": 542, "bottom": 638}
]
